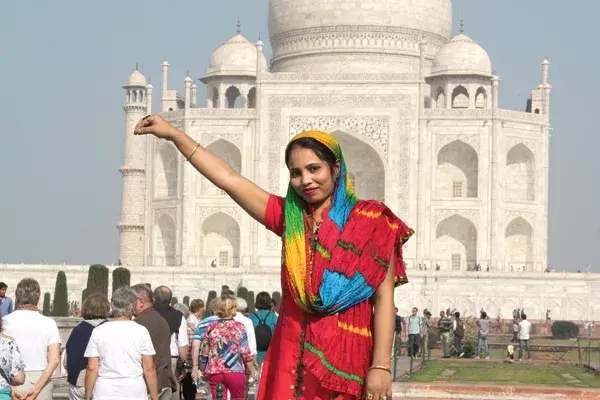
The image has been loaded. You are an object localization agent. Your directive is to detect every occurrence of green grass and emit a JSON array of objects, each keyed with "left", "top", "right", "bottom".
[
  {"left": 488, "top": 337, "right": 600, "bottom": 347},
  {"left": 407, "top": 360, "right": 600, "bottom": 388}
]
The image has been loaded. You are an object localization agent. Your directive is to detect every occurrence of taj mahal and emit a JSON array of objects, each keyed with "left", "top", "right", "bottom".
[{"left": 2, "top": 0, "right": 600, "bottom": 322}]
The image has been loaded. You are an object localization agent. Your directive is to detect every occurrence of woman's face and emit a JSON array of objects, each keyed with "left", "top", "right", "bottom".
[{"left": 287, "top": 147, "right": 339, "bottom": 205}]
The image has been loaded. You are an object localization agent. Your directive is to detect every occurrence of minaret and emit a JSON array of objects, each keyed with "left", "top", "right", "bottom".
[
  {"left": 191, "top": 82, "right": 198, "bottom": 106},
  {"left": 541, "top": 59, "right": 551, "bottom": 116},
  {"left": 119, "top": 65, "right": 148, "bottom": 267},
  {"left": 161, "top": 57, "right": 169, "bottom": 112}
]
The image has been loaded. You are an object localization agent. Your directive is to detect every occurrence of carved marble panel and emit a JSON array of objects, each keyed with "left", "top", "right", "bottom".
[
  {"left": 435, "top": 134, "right": 480, "bottom": 153},
  {"left": 289, "top": 116, "right": 389, "bottom": 155},
  {"left": 504, "top": 210, "right": 536, "bottom": 227},
  {"left": 196, "top": 206, "right": 242, "bottom": 223},
  {"left": 433, "top": 208, "right": 479, "bottom": 226},
  {"left": 506, "top": 136, "right": 538, "bottom": 154},
  {"left": 198, "top": 133, "right": 243, "bottom": 149}
]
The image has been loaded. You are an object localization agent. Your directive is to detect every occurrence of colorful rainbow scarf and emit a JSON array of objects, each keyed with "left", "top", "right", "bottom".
[{"left": 283, "top": 130, "right": 412, "bottom": 315}]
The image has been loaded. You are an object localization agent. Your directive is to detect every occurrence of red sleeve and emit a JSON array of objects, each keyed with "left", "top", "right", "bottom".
[{"left": 264, "top": 195, "right": 285, "bottom": 237}]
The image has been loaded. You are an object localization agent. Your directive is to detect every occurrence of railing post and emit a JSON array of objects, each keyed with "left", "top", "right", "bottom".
[{"left": 409, "top": 335, "right": 414, "bottom": 377}]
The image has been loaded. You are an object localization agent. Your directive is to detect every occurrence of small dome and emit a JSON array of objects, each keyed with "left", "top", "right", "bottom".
[
  {"left": 205, "top": 33, "right": 268, "bottom": 78},
  {"left": 430, "top": 33, "right": 492, "bottom": 78},
  {"left": 126, "top": 70, "right": 147, "bottom": 86}
]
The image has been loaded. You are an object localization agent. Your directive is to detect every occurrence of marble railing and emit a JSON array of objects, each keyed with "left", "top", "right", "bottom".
[{"left": 423, "top": 108, "right": 549, "bottom": 124}]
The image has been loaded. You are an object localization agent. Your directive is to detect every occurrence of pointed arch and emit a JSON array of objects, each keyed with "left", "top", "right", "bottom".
[
  {"left": 435, "top": 214, "right": 477, "bottom": 271},
  {"left": 211, "top": 87, "right": 219, "bottom": 108},
  {"left": 200, "top": 139, "right": 241, "bottom": 196},
  {"left": 451, "top": 85, "right": 469, "bottom": 108},
  {"left": 225, "top": 86, "right": 244, "bottom": 108},
  {"left": 154, "top": 143, "right": 178, "bottom": 198},
  {"left": 506, "top": 143, "right": 535, "bottom": 201},
  {"left": 247, "top": 87, "right": 256, "bottom": 108},
  {"left": 200, "top": 212, "right": 240, "bottom": 268},
  {"left": 475, "top": 87, "right": 487, "bottom": 109},
  {"left": 154, "top": 213, "right": 176, "bottom": 266},
  {"left": 434, "top": 87, "right": 446, "bottom": 109},
  {"left": 329, "top": 130, "right": 385, "bottom": 201},
  {"left": 436, "top": 140, "right": 478, "bottom": 198},
  {"left": 505, "top": 217, "right": 533, "bottom": 272}
]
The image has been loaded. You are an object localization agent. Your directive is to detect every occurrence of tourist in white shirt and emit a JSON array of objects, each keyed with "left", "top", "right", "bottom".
[
  {"left": 2, "top": 278, "right": 61, "bottom": 400},
  {"left": 84, "top": 287, "right": 159, "bottom": 400},
  {"left": 234, "top": 298, "right": 257, "bottom": 358},
  {"left": 517, "top": 313, "right": 532, "bottom": 361},
  {"left": 187, "top": 299, "right": 204, "bottom": 331}
]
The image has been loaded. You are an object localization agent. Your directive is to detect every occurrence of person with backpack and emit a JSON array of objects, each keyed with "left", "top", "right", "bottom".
[
  {"left": 453, "top": 311, "right": 465, "bottom": 358},
  {"left": 249, "top": 292, "right": 278, "bottom": 395}
]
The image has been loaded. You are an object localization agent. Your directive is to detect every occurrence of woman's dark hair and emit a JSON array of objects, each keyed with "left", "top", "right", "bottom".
[
  {"left": 255, "top": 292, "right": 272, "bottom": 310},
  {"left": 481, "top": 311, "right": 487, "bottom": 319},
  {"left": 285, "top": 137, "right": 337, "bottom": 173}
]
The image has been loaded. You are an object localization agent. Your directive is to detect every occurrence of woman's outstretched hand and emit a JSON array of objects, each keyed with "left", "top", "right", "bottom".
[{"left": 134, "top": 114, "right": 179, "bottom": 141}]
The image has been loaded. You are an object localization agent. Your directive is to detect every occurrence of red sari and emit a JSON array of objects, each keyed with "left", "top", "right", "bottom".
[{"left": 257, "top": 195, "right": 412, "bottom": 400}]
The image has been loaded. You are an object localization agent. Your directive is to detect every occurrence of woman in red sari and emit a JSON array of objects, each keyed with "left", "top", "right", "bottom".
[{"left": 135, "top": 116, "right": 413, "bottom": 400}]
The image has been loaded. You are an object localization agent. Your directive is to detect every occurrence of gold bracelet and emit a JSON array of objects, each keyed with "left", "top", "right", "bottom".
[
  {"left": 186, "top": 143, "right": 200, "bottom": 161},
  {"left": 368, "top": 365, "right": 392, "bottom": 374}
]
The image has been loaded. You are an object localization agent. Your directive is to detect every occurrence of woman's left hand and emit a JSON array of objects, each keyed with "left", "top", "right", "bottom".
[{"left": 364, "top": 368, "right": 392, "bottom": 400}]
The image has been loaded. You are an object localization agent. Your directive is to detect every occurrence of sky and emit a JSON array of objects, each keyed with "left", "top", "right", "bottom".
[{"left": 0, "top": 0, "right": 598, "bottom": 272}]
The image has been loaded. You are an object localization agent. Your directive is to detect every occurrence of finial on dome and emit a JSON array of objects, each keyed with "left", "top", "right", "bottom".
[
  {"left": 186, "top": 69, "right": 190, "bottom": 77},
  {"left": 460, "top": 15, "right": 465, "bottom": 34},
  {"left": 236, "top": 17, "right": 241, "bottom": 34},
  {"left": 135, "top": 62, "right": 139, "bottom": 71}
]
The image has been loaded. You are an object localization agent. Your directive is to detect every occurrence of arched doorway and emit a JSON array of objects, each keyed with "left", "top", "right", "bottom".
[
  {"left": 330, "top": 130, "right": 385, "bottom": 201},
  {"left": 154, "top": 143, "right": 178, "bottom": 198},
  {"left": 199, "top": 140, "right": 241, "bottom": 196},
  {"left": 435, "top": 214, "right": 477, "bottom": 271},
  {"left": 154, "top": 214, "right": 176, "bottom": 266},
  {"left": 506, "top": 144, "right": 535, "bottom": 201},
  {"left": 504, "top": 217, "right": 533, "bottom": 272},
  {"left": 436, "top": 140, "right": 478, "bottom": 198},
  {"left": 199, "top": 212, "right": 240, "bottom": 268}
]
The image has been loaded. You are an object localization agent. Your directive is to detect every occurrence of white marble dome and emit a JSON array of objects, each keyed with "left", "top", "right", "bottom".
[
  {"left": 430, "top": 32, "right": 493, "bottom": 77},
  {"left": 268, "top": 0, "right": 452, "bottom": 73},
  {"left": 126, "top": 70, "right": 147, "bottom": 86},
  {"left": 205, "top": 33, "right": 268, "bottom": 78}
]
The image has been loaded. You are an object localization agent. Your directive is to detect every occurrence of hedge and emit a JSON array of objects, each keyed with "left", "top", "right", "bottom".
[
  {"left": 551, "top": 320, "right": 579, "bottom": 339},
  {"left": 112, "top": 267, "right": 131, "bottom": 293},
  {"left": 42, "top": 293, "right": 51, "bottom": 316}
]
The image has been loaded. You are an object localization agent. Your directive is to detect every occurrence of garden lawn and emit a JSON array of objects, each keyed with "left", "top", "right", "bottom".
[{"left": 408, "top": 360, "right": 600, "bottom": 389}]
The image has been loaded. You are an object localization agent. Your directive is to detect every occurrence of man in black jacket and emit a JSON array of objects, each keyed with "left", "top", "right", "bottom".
[{"left": 154, "top": 286, "right": 189, "bottom": 400}]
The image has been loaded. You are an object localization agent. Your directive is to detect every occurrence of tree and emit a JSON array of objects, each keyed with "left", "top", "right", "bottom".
[
  {"left": 170, "top": 297, "right": 179, "bottom": 306},
  {"left": 272, "top": 291, "right": 282, "bottom": 311},
  {"left": 112, "top": 267, "right": 131, "bottom": 293},
  {"left": 52, "top": 271, "right": 69, "bottom": 317},
  {"left": 83, "top": 264, "right": 109, "bottom": 302},
  {"left": 42, "top": 293, "right": 51, "bottom": 316},
  {"left": 237, "top": 286, "right": 249, "bottom": 302},
  {"left": 204, "top": 290, "right": 217, "bottom": 318},
  {"left": 221, "top": 285, "right": 230, "bottom": 296},
  {"left": 247, "top": 291, "right": 256, "bottom": 313},
  {"left": 183, "top": 296, "right": 190, "bottom": 306}
]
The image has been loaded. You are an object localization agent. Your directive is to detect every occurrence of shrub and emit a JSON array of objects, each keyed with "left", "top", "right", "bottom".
[
  {"left": 427, "top": 326, "right": 440, "bottom": 349},
  {"left": 551, "top": 320, "right": 579, "bottom": 339},
  {"left": 183, "top": 296, "right": 190, "bottom": 306},
  {"left": 247, "top": 291, "right": 255, "bottom": 313},
  {"left": 112, "top": 267, "right": 131, "bottom": 293},
  {"left": 52, "top": 271, "right": 69, "bottom": 317},
  {"left": 237, "top": 286, "right": 248, "bottom": 302},
  {"left": 83, "top": 264, "right": 109, "bottom": 302},
  {"left": 42, "top": 293, "right": 51, "bottom": 316},
  {"left": 221, "top": 285, "right": 230, "bottom": 295},
  {"left": 204, "top": 290, "right": 217, "bottom": 318}
]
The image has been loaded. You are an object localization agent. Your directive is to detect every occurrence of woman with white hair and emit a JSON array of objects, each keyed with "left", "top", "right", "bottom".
[{"left": 84, "top": 287, "right": 159, "bottom": 400}]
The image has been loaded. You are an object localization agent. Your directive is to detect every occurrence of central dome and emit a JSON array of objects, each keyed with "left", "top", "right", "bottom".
[{"left": 268, "top": 0, "right": 453, "bottom": 73}]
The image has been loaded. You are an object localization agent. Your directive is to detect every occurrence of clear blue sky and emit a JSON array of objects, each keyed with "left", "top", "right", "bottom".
[{"left": 1, "top": 1, "right": 597, "bottom": 271}]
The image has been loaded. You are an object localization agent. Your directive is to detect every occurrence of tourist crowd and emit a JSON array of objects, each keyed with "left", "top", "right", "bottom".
[{"left": 0, "top": 278, "right": 279, "bottom": 400}]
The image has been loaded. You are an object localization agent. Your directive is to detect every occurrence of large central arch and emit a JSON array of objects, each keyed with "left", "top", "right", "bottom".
[
  {"left": 154, "top": 143, "right": 178, "bottom": 198},
  {"left": 435, "top": 214, "right": 478, "bottom": 271},
  {"left": 199, "top": 212, "right": 240, "bottom": 268},
  {"left": 330, "top": 130, "right": 385, "bottom": 201},
  {"left": 153, "top": 214, "right": 176, "bottom": 266}
]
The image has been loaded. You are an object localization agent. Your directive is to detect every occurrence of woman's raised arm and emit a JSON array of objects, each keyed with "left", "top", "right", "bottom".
[{"left": 135, "top": 115, "right": 270, "bottom": 225}]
